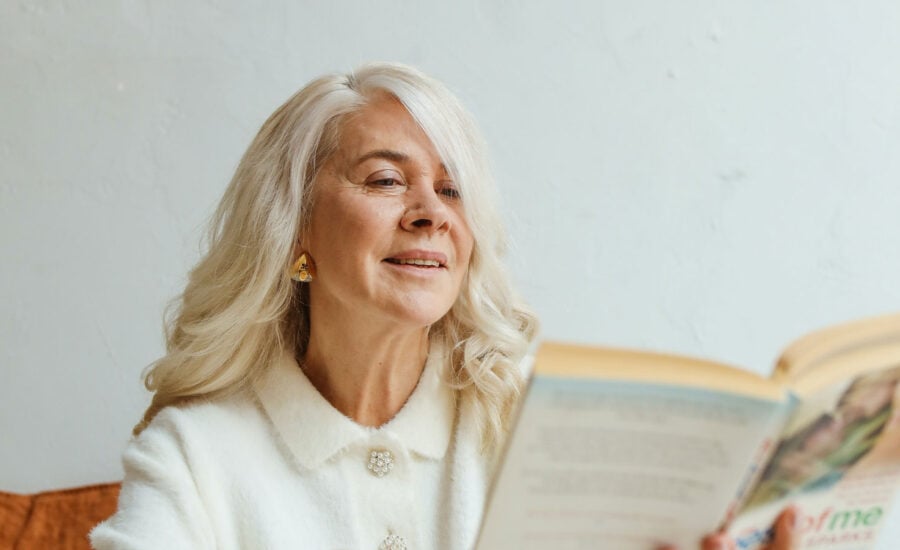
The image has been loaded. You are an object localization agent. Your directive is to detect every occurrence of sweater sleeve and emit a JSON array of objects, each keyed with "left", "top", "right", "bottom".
[{"left": 90, "top": 409, "right": 216, "bottom": 550}]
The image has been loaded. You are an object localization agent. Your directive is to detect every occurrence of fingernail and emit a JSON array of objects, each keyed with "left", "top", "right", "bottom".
[{"left": 785, "top": 506, "right": 798, "bottom": 530}]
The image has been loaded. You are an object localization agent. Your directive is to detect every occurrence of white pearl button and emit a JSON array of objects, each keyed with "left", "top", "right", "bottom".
[
  {"left": 379, "top": 533, "right": 407, "bottom": 550},
  {"left": 367, "top": 449, "right": 394, "bottom": 477}
]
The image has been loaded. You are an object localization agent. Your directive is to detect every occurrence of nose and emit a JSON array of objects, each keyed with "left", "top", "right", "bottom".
[{"left": 400, "top": 184, "right": 451, "bottom": 235}]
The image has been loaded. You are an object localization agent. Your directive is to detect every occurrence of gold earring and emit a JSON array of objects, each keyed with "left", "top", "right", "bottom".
[{"left": 290, "top": 252, "right": 314, "bottom": 282}]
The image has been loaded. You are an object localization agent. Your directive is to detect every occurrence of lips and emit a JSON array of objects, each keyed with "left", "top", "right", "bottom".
[
  {"left": 386, "top": 258, "right": 442, "bottom": 267},
  {"left": 384, "top": 250, "right": 448, "bottom": 268}
]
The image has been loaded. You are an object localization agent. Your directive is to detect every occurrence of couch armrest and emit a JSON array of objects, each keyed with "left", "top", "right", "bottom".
[{"left": 0, "top": 482, "right": 120, "bottom": 550}]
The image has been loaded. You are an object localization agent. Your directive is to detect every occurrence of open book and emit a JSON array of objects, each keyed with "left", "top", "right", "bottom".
[{"left": 476, "top": 313, "right": 900, "bottom": 550}]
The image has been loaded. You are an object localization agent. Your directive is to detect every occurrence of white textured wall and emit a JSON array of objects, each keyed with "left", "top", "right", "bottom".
[{"left": 3, "top": 0, "right": 900, "bottom": 545}]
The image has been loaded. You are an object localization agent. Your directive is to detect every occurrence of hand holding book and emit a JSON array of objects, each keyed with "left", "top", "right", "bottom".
[{"left": 692, "top": 507, "right": 798, "bottom": 550}]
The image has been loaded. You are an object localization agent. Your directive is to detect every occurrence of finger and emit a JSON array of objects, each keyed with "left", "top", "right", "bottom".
[
  {"left": 768, "top": 506, "right": 799, "bottom": 550},
  {"left": 701, "top": 533, "right": 736, "bottom": 550}
]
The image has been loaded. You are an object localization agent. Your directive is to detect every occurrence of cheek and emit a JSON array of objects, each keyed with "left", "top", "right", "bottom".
[
  {"left": 459, "top": 242, "right": 474, "bottom": 279},
  {"left": 309, "top": 196, "right": 397, "bottom": 254},
  {"left": 453, "top": 215, "right": 475, "bottom": 264}
]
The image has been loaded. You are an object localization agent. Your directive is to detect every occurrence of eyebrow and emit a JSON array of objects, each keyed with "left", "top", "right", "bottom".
[
  {"left": 353, "top": 149, "right": 450, "bottom": 175},
  {"left": 354, "top": 149, "right": 410, "bottom": 166}
]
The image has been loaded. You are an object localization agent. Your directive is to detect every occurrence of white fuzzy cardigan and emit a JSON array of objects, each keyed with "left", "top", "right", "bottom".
[{"left": 90, "top": 350, "right": 493, "bottom": 550}]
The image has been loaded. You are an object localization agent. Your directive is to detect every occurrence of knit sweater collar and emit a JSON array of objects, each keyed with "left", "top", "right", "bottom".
[{"left": 252, "top": 345, "right": 456, "bottom": 470}]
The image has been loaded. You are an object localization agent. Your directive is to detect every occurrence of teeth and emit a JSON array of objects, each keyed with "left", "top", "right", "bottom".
[{"left": 391, "top": 258, "right": 440, "bottom": 267}]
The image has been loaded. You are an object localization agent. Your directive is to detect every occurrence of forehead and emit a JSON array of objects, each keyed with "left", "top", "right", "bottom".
[{"left": 334, "top": 94, "right": 443, "bottom": 164}]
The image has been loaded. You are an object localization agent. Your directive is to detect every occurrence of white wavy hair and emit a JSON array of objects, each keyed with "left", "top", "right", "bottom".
[{"left": 138, "top": 62, "right": 538, "bottom": 449}]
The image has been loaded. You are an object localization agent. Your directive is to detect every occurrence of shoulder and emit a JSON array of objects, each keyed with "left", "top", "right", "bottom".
[
  {"left": 146, "top": 390, "right": 256, "bottom": 436},
  {"left": 90, "top": 397, "right": 264, "bottom": 549},
  {"left": 129, "top": 388, "right": 271, "bottom": 470}
]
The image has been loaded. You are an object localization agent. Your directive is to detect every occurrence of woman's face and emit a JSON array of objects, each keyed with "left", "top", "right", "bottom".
[{"left": 302, "top": 93, "right": 474, "bottom": 329}]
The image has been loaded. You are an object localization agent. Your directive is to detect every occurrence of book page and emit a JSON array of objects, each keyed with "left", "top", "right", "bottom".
[
  {"left": 775, "top": 313, "right": 900, "bottom": 381},
  {"left": 476, "top": 376, "right": 790, "bottom": 550},
  {"left": 730, "top": 365, "right": 900, "bottom": 550}
]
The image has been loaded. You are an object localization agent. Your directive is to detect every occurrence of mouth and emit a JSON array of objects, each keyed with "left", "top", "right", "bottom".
[
  {"left": 384, "top": 249, "right": 449, "bottom": 270},
  {"left": 384, "top": 248, "right": 447, "bottom": 271},
  {"left": 384, "top": 258, "right": 444, "bottom": 268}
]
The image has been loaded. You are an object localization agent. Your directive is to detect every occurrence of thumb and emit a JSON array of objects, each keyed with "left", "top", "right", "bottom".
[
  {"left": 768, "top": 506, "right": 799, "bottom": 550},
  {"left": 701, "top": 533, "right": 736, "bottom": 550}
]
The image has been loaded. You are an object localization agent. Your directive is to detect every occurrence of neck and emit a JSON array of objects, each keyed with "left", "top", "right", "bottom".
[{"left": 301, "top": 304, "right": 430, "bottom": 427}]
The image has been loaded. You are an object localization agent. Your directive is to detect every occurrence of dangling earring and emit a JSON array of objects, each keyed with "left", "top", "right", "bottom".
[{"left": 290, "top": 252, "right": 315, "bottom": 282}]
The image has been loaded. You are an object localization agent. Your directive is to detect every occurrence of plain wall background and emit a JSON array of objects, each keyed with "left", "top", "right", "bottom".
[{"left": 3, "top": 0, "right": 900, "bottom": 545}]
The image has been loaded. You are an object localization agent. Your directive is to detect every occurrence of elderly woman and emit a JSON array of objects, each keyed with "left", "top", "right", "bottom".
[
  {"left": 90, "top": 63, "right": 795, "bottom": 550},
  {"left": 91, "top": 62, "right": 536, "bottom": 550}
]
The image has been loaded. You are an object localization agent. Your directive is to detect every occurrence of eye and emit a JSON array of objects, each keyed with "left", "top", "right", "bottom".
[
  {"left": 437, "top": 181, "right": 461, "bottom": 200},
  {"left": 363, "top": 172, "right": 406, "bottom": 193},
  {"left": 370, "top": 177, "right": 401, "bottom": 188}
]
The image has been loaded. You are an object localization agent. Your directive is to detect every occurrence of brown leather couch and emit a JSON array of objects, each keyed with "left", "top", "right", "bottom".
[{"left": 0, "top": 483, "right": 119, "bottom": 550}]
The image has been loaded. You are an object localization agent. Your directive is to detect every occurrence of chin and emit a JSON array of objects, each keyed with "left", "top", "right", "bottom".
[
  {"left": 387, "top": 304, "right": 454, "bottom": 329},
  {"left": 382, "top": 292, "right": 456, "bottom": 327}
]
